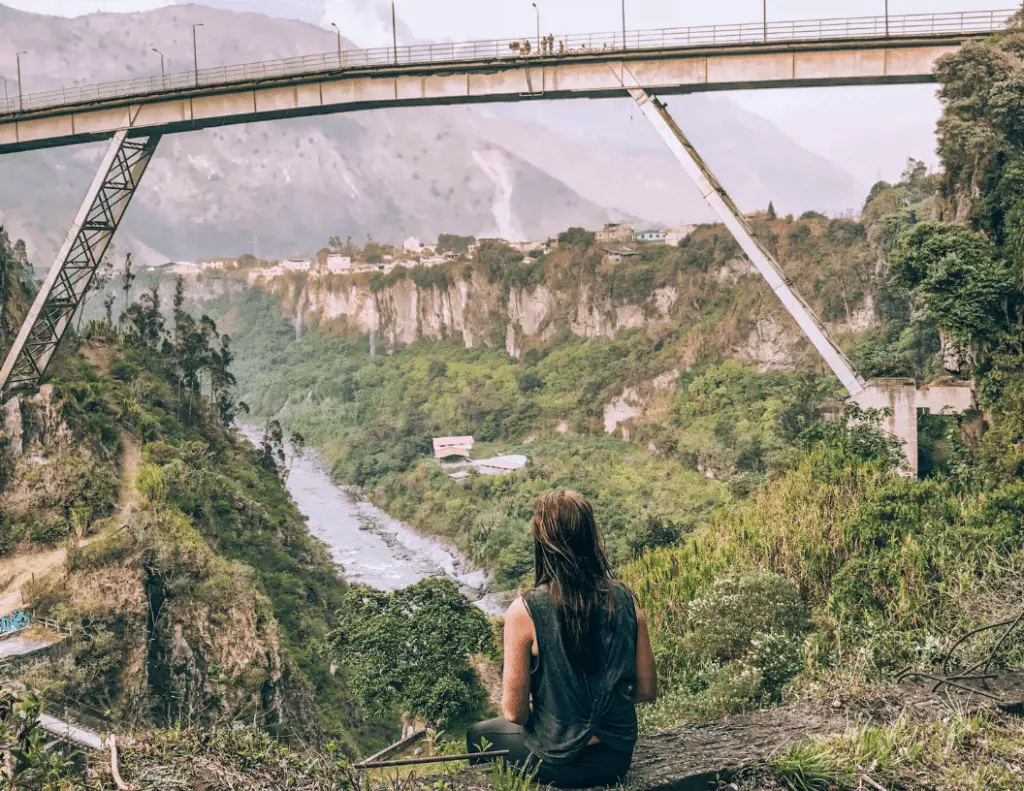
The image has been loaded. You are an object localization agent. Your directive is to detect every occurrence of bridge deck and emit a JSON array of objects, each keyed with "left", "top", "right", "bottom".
[{"left": 0, "top": 8, "right": 1013, "bottom": 154}]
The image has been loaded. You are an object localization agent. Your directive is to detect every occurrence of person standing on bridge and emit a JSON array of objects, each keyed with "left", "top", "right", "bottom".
[{"left": 467, "top": 491, "right": 658, "bottom": 787}]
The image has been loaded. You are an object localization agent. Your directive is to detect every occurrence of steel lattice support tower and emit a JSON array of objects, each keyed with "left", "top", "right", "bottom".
[{"left": 0, "top": 127, "right": 160, "bottom": 394}]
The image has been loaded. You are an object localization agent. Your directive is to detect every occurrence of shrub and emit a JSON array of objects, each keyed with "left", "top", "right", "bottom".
[
  {"left": 136, "top": 463, "right": 168, "bottom": 505},
  {"left": 686, "top": 571, "right": 809, "bottom": 664},
  {"left": 626, "top": 515, "right": 686, "bottom": 557},
  {"left": 30, "top": 513, "right": 70, "bottom": 546}
]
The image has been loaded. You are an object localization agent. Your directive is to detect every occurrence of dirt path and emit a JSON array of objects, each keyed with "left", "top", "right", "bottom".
[{"left": 0, "top": 431, "right": 141, "bottom": 617}]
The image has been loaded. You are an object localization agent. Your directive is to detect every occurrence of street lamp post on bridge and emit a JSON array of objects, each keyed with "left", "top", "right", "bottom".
[
  {"left": 15, "top": 51, "right": 26, "bottom": 113},
  {"left": 392, "top": 2, "right": 398, "bottom": 65},
  {"left": 152, "top": 47, "right": 166, "bottom": 86},
  {"left": 330, "top": 22, "right": 342, "bottom": 62},
  {"left": 886, "top": 0, "right": 890, "bottom": 36},
  {"left": 531, "top": 2, "right": 540, "bottom": 54},
  {"left": 622, "top": 0, "right": 627, "bottom": 49},
  {"left": 763, "top": 1, "right": 768, "bottom": 43},
  {"left": 192, "top": 23, "right": 204, "bottom": 87}
]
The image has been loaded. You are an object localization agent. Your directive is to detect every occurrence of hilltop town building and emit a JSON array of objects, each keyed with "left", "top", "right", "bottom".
[
  {"left": 247, "top": 265, "right": 285, "bottom": 283},
  {"left": 603, "top": 246, "right": 641, "bottom": 264},
  {"left": 196, "top": 258, "right": 239, "bottom": 270},
  {"left": 596, "top": 223, "right": 634, "bottom": 243},
  {"left": 283, "top": 259, "right": 311, "bottom": 272},
  {"left": 633, "top": 229, "right": 667, "bottom": 243},
  {"left": 404, "top": 237, "right": 423, "bottom": 253},
  {"left": 326, "top": 254, "right": 352, "bottom": 273},
  {"left": 473, "top": 455, "right": 528, "bottom": 475},
  {"left": 664, "top": 226, "right": 697, "bottom": 246}
]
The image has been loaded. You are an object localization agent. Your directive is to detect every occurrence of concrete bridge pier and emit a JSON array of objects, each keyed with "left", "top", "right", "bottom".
[{"left": 851, "top": 378, "right": 975, "bottom": 476}]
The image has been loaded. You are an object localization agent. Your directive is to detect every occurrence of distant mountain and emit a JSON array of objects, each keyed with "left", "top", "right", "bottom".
[
  {"left": 467, "top": 97, "right": 865, "bottom": 226},
  {"left": 0, "top": 2, "right": 863, "bottom": 265}
]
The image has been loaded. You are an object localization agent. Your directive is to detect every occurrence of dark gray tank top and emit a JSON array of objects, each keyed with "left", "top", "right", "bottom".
[{"left": 522, "top": 581, "right": 639, "bottom": 764}]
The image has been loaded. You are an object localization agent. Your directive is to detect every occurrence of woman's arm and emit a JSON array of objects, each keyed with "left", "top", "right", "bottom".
[
  {"left": 501, "top": 597, "right": 534, "bottom": 725},
  {"left": 634, "top": 604, "right": 658, "bottom": 703}
]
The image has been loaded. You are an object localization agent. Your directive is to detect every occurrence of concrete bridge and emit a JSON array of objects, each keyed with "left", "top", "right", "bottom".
[{"left": 0, "top": 8, "right": 1012, "bottom": 155}]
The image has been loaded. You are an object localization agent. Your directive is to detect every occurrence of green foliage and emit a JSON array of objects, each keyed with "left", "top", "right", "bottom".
[
  {"left": 475, "top": 240, "right": 525, "bottom": 283},
  {"left": 764, "top": 712, "right": 1024, "bottom": 791},
  {"left": 0, "top": 690, "right": 83, "bottom": 789},
  {"left": 328, "top": 578, "right": 491, "bottom": 726},
  {"left": 489, "top": 757, "right": 541, "bottom": 791},
  {"left": 769, "top": 742, "right": 851, "bottom": 791},
  {"left": 686, "top": 571, "right": 809, "bottom": 668},
  {"left": 556, "top": 226, "right": 595, "bottom": 247},
  {"left": 437, "top": 234, "right": 476, "bottom": 255},
  {"left": 889, "top": 221, "right": 1013, "bottom": 346}
]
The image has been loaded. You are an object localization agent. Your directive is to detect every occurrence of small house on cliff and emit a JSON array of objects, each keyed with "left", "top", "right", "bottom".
[
  {"left": 433, "top": 436, "right": 475, "bottom": 463},
  {"left": 603, "top": 246, "right": 641, "bottom": 264}
]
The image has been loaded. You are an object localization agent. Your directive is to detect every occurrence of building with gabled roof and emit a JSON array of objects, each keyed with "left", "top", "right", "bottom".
[{"left": 433, "top": 436, "right": 474, "bottom": 462}]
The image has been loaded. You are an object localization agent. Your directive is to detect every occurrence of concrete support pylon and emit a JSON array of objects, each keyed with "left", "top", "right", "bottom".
[
  {"left": 619, "top": 68, "right": 980, "bottom": 475},
  {"left": 620, "top": 69, "right": 864, "bottom": 398},
  {"left": 0, "top": 116, "right": 160, "bottom": 395}
]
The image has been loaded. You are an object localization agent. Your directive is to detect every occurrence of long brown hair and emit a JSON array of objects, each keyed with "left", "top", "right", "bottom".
[{"left": 532, "top": 490, "right": 614, "bottom": 672}]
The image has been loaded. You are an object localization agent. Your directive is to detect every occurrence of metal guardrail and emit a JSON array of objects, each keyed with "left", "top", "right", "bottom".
[
  {"left": 0, "top": 9, "right": 1014, "bottom": 118},
  {"left": 35, "top": 616, "right": 73, "bottom": 637}
]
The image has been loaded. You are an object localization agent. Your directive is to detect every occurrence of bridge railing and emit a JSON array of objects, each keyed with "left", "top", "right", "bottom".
[{"left": 0, "top": 9, "right": 1014, "bottom": 118}]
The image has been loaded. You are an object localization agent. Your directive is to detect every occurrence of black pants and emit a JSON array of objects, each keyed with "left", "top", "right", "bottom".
[{"left": 466, "top": 717, "right": 632, "bottom": 788}]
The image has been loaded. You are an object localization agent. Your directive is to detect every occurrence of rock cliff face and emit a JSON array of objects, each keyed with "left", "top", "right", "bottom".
[
  {"left": 0, "top": 373, "right": 323, "bottom": 742},
  {"left": 260, "top": 261, "right": 825, "bottom": 378},
  {"left": 274, "top": 271, "right": 698, "bottom": 361}
]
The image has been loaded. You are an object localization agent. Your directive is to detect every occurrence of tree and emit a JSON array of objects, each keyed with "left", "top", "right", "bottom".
[
  {"left": 517, "top": 371, "right": 544, "bottom": 393},
  {"left": 427, "top": 359, "right": 448, "bottom": 380},
  {"left": 286, "top": 431, "right": 306, "bottom": 483},
  {"left": 120, "top": 253, "right": 135, "bottom": 316},
  {"left": 437, "top": 234, "right": 476, "bottom": 255},
  {"left": 122, "top": 286, "right": 165, "bottom": 348},
  {"left": 557, "top": 227, "right": 595, "bottom": 247},
  {"left": 889, "top": 221, "right": 1014, "bottom": 347},
  {"left": 211, "top": 333, "right": 238, "bottom": 426},
  {"left": 78, "top": 251, "right": 115, "bottom": 329},
  {"left": 258, "top": 419, "right": 287, "bottom": 476},
  {"left": 328, "top": 578, "right": 491, "bottom": 726},
  {"left": 766, "top": 201, "right": 777, "bottom": 220},
  {"left": 102, "top": 293, "right": 116, "bottom": 326}
]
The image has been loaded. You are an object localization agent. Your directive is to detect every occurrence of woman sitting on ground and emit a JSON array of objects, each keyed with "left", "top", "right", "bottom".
[{"left": 467, "top": 490, "right": 658, "bottom": 787}]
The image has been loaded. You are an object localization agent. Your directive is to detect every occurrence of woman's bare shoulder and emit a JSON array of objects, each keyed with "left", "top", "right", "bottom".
[{"left": 505, "top": 595, "right": 530, "bottom": 621}]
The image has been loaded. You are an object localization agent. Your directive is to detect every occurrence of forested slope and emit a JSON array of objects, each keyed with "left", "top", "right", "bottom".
[{"left": 0, "top": 239, "right": 392, "bottom": 757}]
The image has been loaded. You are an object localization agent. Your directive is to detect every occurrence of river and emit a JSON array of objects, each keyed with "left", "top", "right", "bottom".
[{"left": 240, "top": 427, "right": 508, "bottom": 615}]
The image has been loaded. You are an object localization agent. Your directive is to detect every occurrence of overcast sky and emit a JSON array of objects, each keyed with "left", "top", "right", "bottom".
[
  {"left": 1, "top": 1, "right": 1010, "bottom": 37},
  {"left": 2, "top": 0, "right": 1017, "bottom": 183}
]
